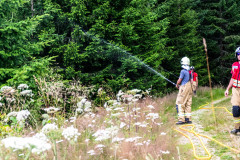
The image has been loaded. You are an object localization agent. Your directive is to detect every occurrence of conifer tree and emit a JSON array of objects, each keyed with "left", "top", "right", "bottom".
[
  {"left": 195, "top": 0, "right": 240, "bottom": 85},
  {"left": 163, "top": 0, "right": 207, "bottom": 85}
]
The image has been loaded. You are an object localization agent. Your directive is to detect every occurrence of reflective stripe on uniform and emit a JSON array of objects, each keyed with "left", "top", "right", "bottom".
[
  {"left": 178, "top": 113, "right": 184, "bottom": 117},
  {"left": 233, "top": 79, "right": 240, "bottom": 88},
  {"left": 185, "top": 113, "right": 192, "bottom": 116},
  {"left": 234, "top": 119, "right": 240, "bottom": 123}
]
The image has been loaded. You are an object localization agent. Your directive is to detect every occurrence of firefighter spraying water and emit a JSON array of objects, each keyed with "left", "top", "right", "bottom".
[{"left": 175, "top": 57, "right": 193, "bottom": 125}]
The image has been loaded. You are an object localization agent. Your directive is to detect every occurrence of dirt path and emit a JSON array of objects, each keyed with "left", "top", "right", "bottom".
[{"left": 177, "top": 96, "right": 231, "bottom": 160}]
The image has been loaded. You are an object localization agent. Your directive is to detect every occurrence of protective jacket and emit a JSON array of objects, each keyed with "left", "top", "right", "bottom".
[{"left": 231, "top": 62, "right": 240, "bottom": 88}]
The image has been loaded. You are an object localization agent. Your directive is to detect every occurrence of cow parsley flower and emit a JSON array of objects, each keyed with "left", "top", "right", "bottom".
[
  {"left": 120, "top": 122, "right": 126, "bottom": 129},
  {"left": 87, "top": 150, "right": 96, "bottom": 155},
  {"left": 20, "top": 90, "right": 33, "bottom": 97},
  {"left": 147, "top": 105, "right": 155, "bottom": 109},
  {"left": 146, "top": 113, "right": 159, "bottom": 121},
  {"left": 2, "top": 137, "right": 51, "bottom": 154},
  {"left": 62, "top": 125, "right": 81, "bottom": 142},
  {"left": 17, "top": 84, "right": 29, "bottom": 90},
  {"left": 160, "top": 150, "right": 170, "bottom": 154},
  {"left": 44, "top": 107, "right": 60, "bottom": 114},
  {"left": 33, "top": 132, "right": 49, "bottom": 142},
  {"left": 125, "top": 137, "right": 142, "bottom": 142},
  {"left": 16, "top": 110, "right": 30, "bottom": 122},
  {"left": 0, "top": 86, "right": 13, "bottom": 92},
  {"left": 112, "top": 137, "right": 125, "bottom": 143},
  {"left": 41, "top": 123, "right": 58, "bottom": 133},
  {"left": 93, "top": 126, "right": 119, "bottom": 141}
]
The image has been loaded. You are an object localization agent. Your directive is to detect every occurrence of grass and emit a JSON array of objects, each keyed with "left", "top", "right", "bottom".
[{"left": 0, "top": 86, "right": 235, "bottom": 159}]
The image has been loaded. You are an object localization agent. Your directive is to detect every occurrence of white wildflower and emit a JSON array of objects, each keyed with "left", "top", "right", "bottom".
[
  {"left": 114, "top": 107, "right": 124, "bottom": 111},
  {"left": 134, "top": 122, "right": 148, "bottom": 127},
  {"left": 146, "top": 113, "right": 159, "bottom": 121},
  {"left": 56, "top": 140, "right": 64, "bottom": 143},
  {"left": 132, "top": 98, "right": 139, "bottom": 102},
  {"left": 6, "top": 98, "right": 15, "bottom": 103},
  {"left": 43, "top": 107, "right": 60, "bottom": 113},
  {"left": 87, "top": 150, "right": 96, "bottom": 155},
  {"left": 16, "top": 110, "right": 30, "bottom": 122},
  {"left": 147, "top": 105, "right": 155, "bottom": 109},
  {"left": 93, "top": 126, "right": 119, "bottom": 141},
  {"left": 120, "top": 122, "right": 126, "bottom": 129},
  {"left": 132, "top": 107, "right": 141, "bottom": 112},
  {"left": 160, "top": 150, "right": 170, "bottom": 154},
  {"left": 7, "top": 111, "right": 18, "bottom": 117},
  {"left": 116, "top": 90, "right": 125, "bottom": 101},
  {"left": 112, "top": 137, "right": 125, "bottom": 143},
  {"left": 111, "top": 113, "right": 121, "bottom": 117},
  {"left": 85, "top": 139, "right": 90, "bottom": 143},
  {"left": 62, "top": 125, "right": 80, "bottom": 142},
  {"left": 2, "top": 137, "right": 51, "bottom": 154},
  {"left": 135, "top": 143, "right": 143, "bottom": 146},
  {"left": 41, "top": 123, "right": 58, "bottom": 133},
  {"left": 106, "top": 107, "right": 112, "bottom": 111},
  {"left": 105, "top": 100, "right": 118, "bottom": 107},
  {"left": 69, "top": 117, "right": 76, "bottom": 123},
  {"left": 20, "top": 90, "right": 33, "bottom": 97},
  {"left": 95, "top": 144, "right": 105, "bottom": 152},
  {"left": 33, "top": 132, "right": 49, "bottom": 142},
  {"left": 143, "top": 140, "right": 151, "bottom": 146},
  {"left": 76, "top": 108, "right": 83, "bottom": 113},
  {"left": 88, "top": 124, "right": 94, "bottom": 128},
  {"left": 104, "top": 102, "right": 107, "bottom": 108},
  {"left": 160, "top": 132, "right": 166, "bottom": 136},
  {"left": 125, "top": 137, "right": 142, "bottom": 142},
  {"left": 17, "top": 84, "right": 29, "bottom": 90},
  {"left": 77, "top": 98, "right": 87, "bottom": 108},
  {"left": 0, "top": 86, "right": 13, "bottom": 92},
  {"left": 134, "top": 94, "right": 142, "bottom": 99},
  {"left": 84, "top": 101, "right": 92, "bottom": 112}
]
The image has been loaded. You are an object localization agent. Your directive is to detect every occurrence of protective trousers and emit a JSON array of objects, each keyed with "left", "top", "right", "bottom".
[
  {"left": 192, "top": 81, "right": 197, "bottom": 92},
  {"left": 231, "top": 87, "right": 240, "bottom": 129},
  {"left": 176, "top": 82, "right": 193, "bottom": 122}
]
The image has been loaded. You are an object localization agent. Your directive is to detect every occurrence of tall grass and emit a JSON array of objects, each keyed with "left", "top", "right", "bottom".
[{"left": 0, "top": 84, "right": 227, "bottom": 159}]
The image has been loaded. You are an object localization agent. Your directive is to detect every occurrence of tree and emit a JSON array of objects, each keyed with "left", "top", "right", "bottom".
[{"left": 195, "top": 0, "right": 240, "bottom": 85}]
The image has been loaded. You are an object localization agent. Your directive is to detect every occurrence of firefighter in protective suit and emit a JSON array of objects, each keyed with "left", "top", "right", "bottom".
[
  {"left": 225, "top": 47, "right": 240, "bottom": 135},
  {"left": 175, "top": 57, "right": 193, "bottom": 125}
]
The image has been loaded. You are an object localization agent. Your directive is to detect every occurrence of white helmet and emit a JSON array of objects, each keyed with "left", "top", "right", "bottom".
[
  {"left": 235, "top": 47, "right": 240, "bottom": 59},
  {"left": 181, "top": 57, "right": 190, "bottom": 65}
]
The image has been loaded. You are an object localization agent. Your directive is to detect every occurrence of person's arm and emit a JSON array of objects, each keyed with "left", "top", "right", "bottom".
[
  {"left": 225, "top": 78, "right": 234, "bottom": 96},
  {"left": 196, "top": 76, "right": 198, "bottom": 88},
  {"left": 176, "top": 78, "right": 182, "bottom": 89}
]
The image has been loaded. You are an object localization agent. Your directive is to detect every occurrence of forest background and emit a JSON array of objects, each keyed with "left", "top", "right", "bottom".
[{"left": 1, "top": 0, "right": 239, "bottom": 96}]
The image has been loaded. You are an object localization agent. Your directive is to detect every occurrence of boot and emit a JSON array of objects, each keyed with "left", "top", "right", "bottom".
[
  {"left": 176, "top": 121, "right": 185, "bottom": 125},
  {"left": 230, "top": 129, "right": 240, "bottom": 135},
  {"left": 185, "top": 118, "right": 192, "bottom": 124}
]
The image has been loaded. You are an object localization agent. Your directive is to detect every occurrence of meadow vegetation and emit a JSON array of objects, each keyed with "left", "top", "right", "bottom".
[{"left": 0, "top": 75, "right": 230, "bottom": 159}]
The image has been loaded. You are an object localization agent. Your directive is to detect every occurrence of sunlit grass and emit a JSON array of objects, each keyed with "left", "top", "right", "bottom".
[{"left": 0, "top": 85, "right": 233, "bottom": 159}]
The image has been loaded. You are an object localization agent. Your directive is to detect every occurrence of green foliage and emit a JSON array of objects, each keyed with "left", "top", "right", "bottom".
[
  {"left": 195, "top": 0, "right": 240, "bottom": 85},
  {"left": 1, "top": 0, "right": 239, "bottom": 96}
]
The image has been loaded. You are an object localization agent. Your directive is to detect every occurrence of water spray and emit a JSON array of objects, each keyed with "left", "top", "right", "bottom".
[{"left": 80, "top": 30, "right": 177, "bottom": 86}]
